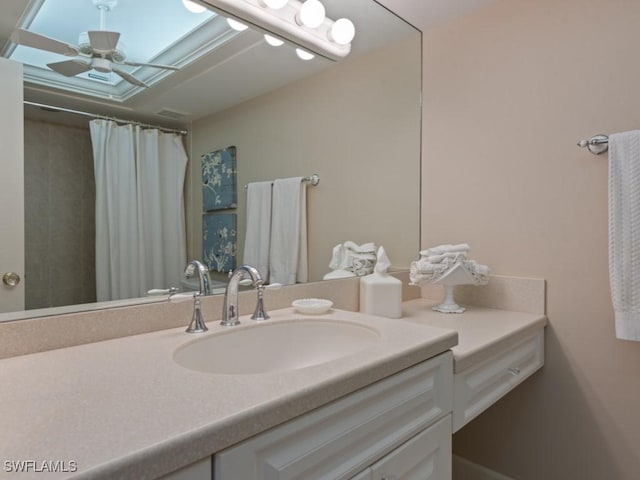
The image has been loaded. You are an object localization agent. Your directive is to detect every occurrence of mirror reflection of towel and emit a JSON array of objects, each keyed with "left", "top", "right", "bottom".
[
  {"left": 243, "top": 181, "right": 272, "bottom": 281},
  {"left": 269, "top": 177, "right": 308, "bottom": 285}
]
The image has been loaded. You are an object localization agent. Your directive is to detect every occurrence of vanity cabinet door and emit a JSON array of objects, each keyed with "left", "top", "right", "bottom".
[
  {"left": 368, "top": 415, "right": 451, "bottom": 480},
  {"left": 214, "top": 352, "right": 453, "bottom": 480}
]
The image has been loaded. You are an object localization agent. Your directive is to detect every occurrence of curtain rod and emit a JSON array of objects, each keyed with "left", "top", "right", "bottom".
[{"left": 23, "top": 101, "right": 188, "bottom": 136}]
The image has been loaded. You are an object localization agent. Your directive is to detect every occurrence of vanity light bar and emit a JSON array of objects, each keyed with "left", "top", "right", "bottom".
[{"left": 197, "top": 0, "right": 352, "bottom": 61}]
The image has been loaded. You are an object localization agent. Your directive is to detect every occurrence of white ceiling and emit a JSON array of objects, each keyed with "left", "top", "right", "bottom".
[{"left": 0, "top": 0, "right": 497, "bottom": 129}]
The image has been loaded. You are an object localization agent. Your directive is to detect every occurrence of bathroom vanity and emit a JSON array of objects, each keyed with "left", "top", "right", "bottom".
[
  {"left": 207, "top": 300, "right": 546, "bottom": 480},
  {"left": 0, "top": 299, "right": 546, "bottom": 480}
]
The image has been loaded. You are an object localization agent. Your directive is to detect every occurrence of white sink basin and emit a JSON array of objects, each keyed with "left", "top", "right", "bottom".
[{"left": 173, "top": 319, "right": 381, "bottom": 375}]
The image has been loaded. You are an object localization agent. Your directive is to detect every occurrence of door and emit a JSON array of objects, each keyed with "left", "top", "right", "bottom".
[{"left": 0, "top": 57, "right": 24, "bottom": 313}]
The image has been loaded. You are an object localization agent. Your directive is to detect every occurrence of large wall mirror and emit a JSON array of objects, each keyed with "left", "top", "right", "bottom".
[{"left": 0, "top": 0, "right": 421, "bottom": 321}]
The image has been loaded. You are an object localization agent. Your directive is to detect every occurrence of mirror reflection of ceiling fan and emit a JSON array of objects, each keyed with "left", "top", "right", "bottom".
[{"left": 10, "top": 0, "right": 180, "bottom": 88}]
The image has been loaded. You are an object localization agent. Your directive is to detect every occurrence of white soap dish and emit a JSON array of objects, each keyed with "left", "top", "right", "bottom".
[{"left": 292, "top": 298, "right": 333, "bottom": 315}]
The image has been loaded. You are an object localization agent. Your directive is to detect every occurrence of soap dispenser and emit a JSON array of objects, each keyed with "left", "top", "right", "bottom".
[{"left": 359, "top": 246, "right": 402, "bottom": 318}]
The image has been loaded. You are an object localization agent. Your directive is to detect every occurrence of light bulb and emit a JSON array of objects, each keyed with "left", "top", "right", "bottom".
[
  {"left": 182, "top": 0, "right": 206, "bottom": 14},
  {"left": 264, "top": 34, "right": 284, "bottom": 47},
  {"left": 298, "top": 0, "right": 325, "bottom": 28},
  {"left": 295, "top": 48, "right": 314, "bottom": 60},
  {"left": 227, "top": 18, "right": 249, "bottom": 31},
  {"left": 261, "top": 0, "right": 288, "bottom": 9},
  {"left": 329, "top": 18, "right": 355, "bottom": 45}
]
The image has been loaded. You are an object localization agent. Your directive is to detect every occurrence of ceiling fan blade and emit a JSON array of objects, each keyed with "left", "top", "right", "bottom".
[
  {"left": 112, "top": 67, "right": 148, "bottom": 88},
  {"left": 88, "top": 30, "right": 120, "bottom": 53},
  {"left": 47, "top": 59, "right": 92, "bottom": 77},
  {"left": 121, "top": 61, "right": 180, "bottom": 71},
  {"left": 10, "top": 28, "right": 80, "bottom": 56}
]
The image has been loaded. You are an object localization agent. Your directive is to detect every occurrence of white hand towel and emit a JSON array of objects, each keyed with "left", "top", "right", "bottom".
[
  {"left": 243, "top": 181, "right": 272, "bottom": 281},
  {"left": 609, "top": 130, "right": 640, "bottom": 341},
  {"left": 269, "top": 177, "right": 308, "bottom": 285}
]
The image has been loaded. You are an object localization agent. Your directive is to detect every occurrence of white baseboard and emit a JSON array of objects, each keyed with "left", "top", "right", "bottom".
[{"left": 453, "top": 455, "right": 514, "bottom": 480}]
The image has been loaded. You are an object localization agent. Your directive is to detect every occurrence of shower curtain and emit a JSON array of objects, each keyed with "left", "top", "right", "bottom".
[{"left": 90, "top": 119, "right": 188, "bottom": 302}]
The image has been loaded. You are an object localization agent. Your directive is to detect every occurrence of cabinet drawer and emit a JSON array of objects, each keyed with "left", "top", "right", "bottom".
[
  {"left": 214, "top": 352, "right": 453, "bottom": 480},
  {"left": 453, "top": 330, "right": 544, "bottom": 432}
]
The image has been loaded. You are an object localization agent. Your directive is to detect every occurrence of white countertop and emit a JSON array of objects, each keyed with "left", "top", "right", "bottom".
[
  {"left": 400, "top": 299, "right": 548, "bottom": 372},
  {"left": 0, "top": 307, "right": 457, "bottom": 480},
  {"left": 0, "top": 301, "right": 547, "bottom": 479}
]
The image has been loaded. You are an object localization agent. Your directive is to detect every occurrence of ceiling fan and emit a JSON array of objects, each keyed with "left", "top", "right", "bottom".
[{"left": 10, "top": 0, "right": 180, "bottom": 88}]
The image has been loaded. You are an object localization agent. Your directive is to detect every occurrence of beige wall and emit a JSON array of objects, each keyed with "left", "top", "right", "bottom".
[
  {"left": 188, "top": 35, "right": 421, "bottom": 281},
  {"left": 421, "top": 0, "right": 640, "bottom": 478}
]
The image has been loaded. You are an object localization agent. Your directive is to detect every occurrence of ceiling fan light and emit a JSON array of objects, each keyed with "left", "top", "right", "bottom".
[
  {"left": 227, "top": 18, "right": 249, "bottom": 31},
  {"left": 295, "top": 48, "right": 314, "bottom": 61},
  {"left": 297, "top": 0, "right": 325, "bottom": 28},
  {"left": 260, "top": 0, "right": 288, "bottom": 9},
  {"left": 329, "top": 18, "right": 355, "bottom": 45},
  {"left": 182, "top": 0, "right": 207, "bottom": 14},
  {"left": 264, "top": 34, "right": 284, "bottom": 47}
]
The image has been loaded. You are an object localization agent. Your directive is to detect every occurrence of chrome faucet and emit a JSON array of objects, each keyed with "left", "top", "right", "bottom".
[
  {"left": 183, "top": 260, "right": 212, "bottom": 334},
  {"left": 184, "top": 260, "right": 211, "bottom": 296},
  {"left": 221, "top": 265, "right": 264, "bottom": 326}
]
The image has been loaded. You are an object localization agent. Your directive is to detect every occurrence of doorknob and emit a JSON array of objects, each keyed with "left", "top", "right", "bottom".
[{"left": 2, "top": 272, "right": 20, "bottom": 287}]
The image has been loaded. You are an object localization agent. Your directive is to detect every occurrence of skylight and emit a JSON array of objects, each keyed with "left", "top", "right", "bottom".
[{"left": 7, "top": 0, "right": 220, "bottom": 99}]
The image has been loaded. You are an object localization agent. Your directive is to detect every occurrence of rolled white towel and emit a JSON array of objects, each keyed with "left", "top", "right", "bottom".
[
  {"left": 427, "top": 252, "right": 467, "bottom": 263},
  {"left": 420, "top": 243, "right": 471, "bottom": 257},
  {"left": 474, "top": 264, "right": 490, "bottom": 277},
  {"left": 411, "top": 258, "right": 441, "bottom": 274},
  {"left": 343, "top": 241, "right": 376, "bottom": 254},
  {"left": 410, "top": 272, "right": 436, "bottom": 284},
  {"left": 437, "top": 243, "right": 470, "bottom": 254},
  {"left": 464, "top": 260, "right": 490, "bottom": 282},
  {"left": 410, "top": 261, "right": 436, "bottom": 283}
]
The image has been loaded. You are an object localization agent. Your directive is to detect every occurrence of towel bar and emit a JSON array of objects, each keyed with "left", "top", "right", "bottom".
[
  {"left": 244, "top": 174, "right": 320, "bottom": 189},
  {"left": 577, "top": 134, "right": 609, "bottom": 155}
]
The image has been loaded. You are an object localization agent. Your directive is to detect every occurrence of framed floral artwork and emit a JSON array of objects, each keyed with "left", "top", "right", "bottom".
[
  {"left": 202, "top": 146, "right": 237, "bottom": 211},
  {"left": 203, "top": 213, "right": 237, "bottom": 273}
]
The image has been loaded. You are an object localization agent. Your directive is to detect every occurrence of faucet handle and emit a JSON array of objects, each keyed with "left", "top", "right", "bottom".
[
  {"left": 186, "top": 293, "right": 208, "bottom": 333},
  {"left": 251, "top": 284, "right": 270, "bottom": 321}
]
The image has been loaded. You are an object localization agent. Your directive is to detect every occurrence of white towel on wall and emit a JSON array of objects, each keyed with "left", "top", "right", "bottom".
[
  {"left": 609, "top": 130, "right": 640, "bottom": 341},
  {"left": 243, "top": 181, "right": 272, "bottom": 281},
  {"left": 269, "top": 177, "right": 308, "bottom": 285}
]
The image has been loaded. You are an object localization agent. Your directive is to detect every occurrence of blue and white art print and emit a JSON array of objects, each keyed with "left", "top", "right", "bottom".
[
  {"left": 203, "top": 213, "right": 237, "bottom": 273},
  {"left": 202, "top": 146, "right": 237, "bottom": 211}
]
